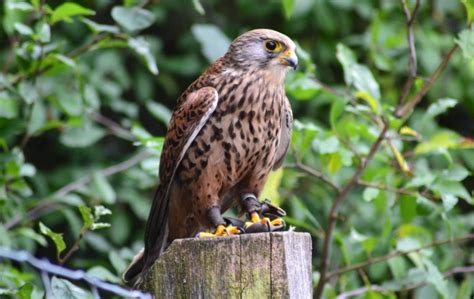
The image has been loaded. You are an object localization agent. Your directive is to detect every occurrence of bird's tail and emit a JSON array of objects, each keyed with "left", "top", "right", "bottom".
[{"left": 122, "top": 184, "right": 170, "bottom": 285}]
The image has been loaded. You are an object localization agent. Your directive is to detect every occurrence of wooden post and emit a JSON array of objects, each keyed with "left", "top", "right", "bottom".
[{"left": 139, "top": 232, "right": 312, "bottom": 298}]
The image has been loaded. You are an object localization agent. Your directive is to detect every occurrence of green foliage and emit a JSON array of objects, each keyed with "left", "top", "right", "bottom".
[{"left": 1, "top": 0, "right": 473, "bottom": 298}]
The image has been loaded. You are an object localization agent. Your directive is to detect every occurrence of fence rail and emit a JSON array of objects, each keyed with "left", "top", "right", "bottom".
[{"left": 0, "top": 247, "right": 151, "bottom": 299}]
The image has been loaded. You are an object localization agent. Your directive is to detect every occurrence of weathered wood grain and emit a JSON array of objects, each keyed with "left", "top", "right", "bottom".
[{"left": 139, "top": 231, "right": 312, "bottom": 298}]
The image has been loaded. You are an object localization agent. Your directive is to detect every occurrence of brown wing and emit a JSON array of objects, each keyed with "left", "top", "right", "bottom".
[
  {"left": 124, "top": 87, "right": 218, "bottom": 283},
  {"left": 273, "top": 97, "right": 293, "bottom": 170}
]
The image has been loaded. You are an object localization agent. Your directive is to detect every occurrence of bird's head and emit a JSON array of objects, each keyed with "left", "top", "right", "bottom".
[{"left": 225, "top": 29, "right": 298, "bottom": 77}]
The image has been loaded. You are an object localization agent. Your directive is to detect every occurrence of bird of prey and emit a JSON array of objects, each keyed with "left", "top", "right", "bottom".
[{"left": 123, "top": 28, "right": 297, "bottom": 284}]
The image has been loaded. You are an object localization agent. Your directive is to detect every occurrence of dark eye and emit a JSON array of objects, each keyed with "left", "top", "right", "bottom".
[{"left": 264, "top": 40, "right": 280, "bottom": 52}]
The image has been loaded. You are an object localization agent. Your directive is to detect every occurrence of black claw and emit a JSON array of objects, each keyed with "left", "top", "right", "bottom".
[
  {"left": 261, "top": 198, "right": 286, "bottom": 217},
  {"left": 241, "top": 193, "right": 262, "bottom": 214}
]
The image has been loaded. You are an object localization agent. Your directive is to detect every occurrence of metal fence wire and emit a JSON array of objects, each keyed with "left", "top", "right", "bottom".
[{"left": 0, "top": 247, "right": 152, "bottom": 299}]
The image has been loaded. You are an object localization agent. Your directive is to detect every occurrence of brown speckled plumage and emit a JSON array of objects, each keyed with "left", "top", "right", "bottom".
[{"left": 124, "top": 29, "right": 296, "bottom": 283}]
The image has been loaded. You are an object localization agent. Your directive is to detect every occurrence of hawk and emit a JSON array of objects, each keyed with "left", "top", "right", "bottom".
[{"left": 124, "top": 29, "right": 297, "bottom": 283}]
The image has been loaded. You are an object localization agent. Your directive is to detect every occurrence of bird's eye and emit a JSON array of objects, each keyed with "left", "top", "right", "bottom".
[{"left": 264, "top": 40, "right": 281, "bottom": 52}]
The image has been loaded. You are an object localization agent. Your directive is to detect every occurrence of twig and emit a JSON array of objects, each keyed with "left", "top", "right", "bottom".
[
  {"left": 356, "top": 180, "right": 418, "bottom": 197},
  {"left": 399, "top": 0, "right": 421, "bottom": 104},
  {"left": 395, "top": 44, "right": 459, "bottom": 118},
  {"left": 54, "top": 150, "right": 150, "bottom": 198},
  {"left": 285, "top": 162, "right": 341, "bottom": 194},
  {"left": 3, "top": 151, "right": 151, "bottom": 230},
  {"left": 0, "top": 247, "right": 152, "bottom": 299},
  {"left": 327, "top": 233, "right": 474, "bottom": 279},
  {"left": 336, "top": 285, "right": 389, "bottom": 299},
  {"left": 58, "top": 227, "right": 88, "bottom": 265},
  {"left": 314, "top": 122, "right": 389, "bottom": 298},
  {"left": 336, "top": 265, "right": 474, "bottom": 299},
  {"left": 89, "top": 111, "right": 136, "bottom": 141}
]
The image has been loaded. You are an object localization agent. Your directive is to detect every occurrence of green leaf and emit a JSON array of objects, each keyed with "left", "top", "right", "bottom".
[
  {"left": 314, "top": 135, "right": 340, "bottom": 154},
  {"left": 282, "top": 0, "right": 295, "bottom": 19},
  {"left": 441, "top": 194, "right": 458, "bottom": 211},
  {"left": 414, "top": 131, "right": 461, "bottom": 155},
  {"left": 18, "top": 81, "right": 39, "bottom": 104},
  {"left": 82, "top": 18, "right": 120, "bottom": 34},
  {"left": 50, "top": 3, "right": 95, "bottom": 24},
  {"left": 7, "top": 2, "right": 34, "bottom": 11},
  {"left": 388, "top": 256, "right": 407, "bottom": 280},
  {"left": 461, "top": 0, "right": 474, "bottom": 24},
  {"left": 192, "top": 0, "right": 205, "bottom": 15},
  {"left": 60, "top": 124, "right": 105, "bottom": 148},
  {"left": 400, "top": 196, "right": 417, "bottom": 223},
  {"left": 94, "top": 205, "right": 112, "bottom": 218},
  {"left": 27, "top": 100, "right": 46, "bottom": 134},
  {"left": 425, "top": 98, "right": 458, "bottom": 119},
  {"left": 57, "top": 91, "right": 82, "bottom": 116},
  {"left": 441, "top": 165, "right": 470, "bottom": 181},
  {"left": 336, "top": 43, "right": 357, "bottom": 85},
  {"left": 17, "top": 227, "right": 47, "bottom": 246},
  {"left": 351, "top": 64, "right": 381, "bottom": 101},
  {"left": 432, "top": 179, "right": 471, "bottom": 202},
  {"left": 86, "top": 266, "right": 121, "bottom": 283},
  {"left": 336, "top": 44, "right": 381, "bottom": 102},
  {"left": 0, "top": 93, "right": 18, "bottom": 119},
  {"left": 36, "top": 22, "right": 50, "bottom": 43},
  {"left": 78, "top": 205, "right": 94, "bottom": 229},
  {"left": 14, "top": 23, "right": 33, "bottom": 35},
  {"left": 456, "top": 25, "right": 474, "bottom": 59},
  {"left": 396, "top": 237, "right": 420, "bottom": 252},
  {"left": 363, "top": 187, "right": 379, "bottom": 202},
  {"left": 109, "top": 251, "right": 128, "bottom": 274},
  {"left": 111, "top": 6, "right": 155, "bottom": 32},
  {"left": 327, "top": 153, "right": 342, "bottom": 174},
  {"left": 286, "top": 73, "right": 321, "bottom": 100},
  {"left": 128, "top": 37, "right": 159, "bottom": 75},
  {"left": 51, "top": 277, "right": 92, "bottom": 299},
  {"left": 330, "top": 98, "right": 346, "bottom": 130},
  {"left": 91, "top": 222, "right": 111, "bottom": 230},
  {"left": 355, "top": 90, "right": 380, "bottom": 114},
  {"left": 92, "top": 173, "right": 116, "bottom": 204},
  {"left": 424, "top": 259, "right": 448, "bottom": 298},
  {"left": 191, "top": 24, "right": 231, "bottom": 63},
  {"left": 39, "top": 222, "right": 66, "bottom": 257},
  {"left": 146, "top": 101, "right": 172, "bottom": 125}
]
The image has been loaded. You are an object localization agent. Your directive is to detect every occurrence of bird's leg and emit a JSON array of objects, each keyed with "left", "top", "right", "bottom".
[
  {"left": 197, "top": 206, "right": 242, "bottom": 238},
  {"left": 240, "top": 194, "right": 286, "bottom": 233}
]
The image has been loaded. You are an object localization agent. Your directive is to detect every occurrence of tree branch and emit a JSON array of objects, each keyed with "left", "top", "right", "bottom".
[
  {"left": 356, "top": 180, "right": 418, "bottom": 197},
  {"left": 89, "top": 111, "right": 136, "bottom": 141},
  {"left": 285, "top": 162, "right": 341, "bottom": 194},
  {"left": 314, "top": 122, "right": 389, "bottom": 298},
  {"left": 399, "top": 0, "right": 420, "bottom": 104},
  {"left": 335, "top": 264, "right": 474, "bottom": 299},
  {"left": 3, "top": 151, "right": 151, "bottom": 230},
  {"left": 395, "top": 44, "right": 459, "bottom": 118},
  {"left": 327, "top": 233, "right": 474, "bottom": 279}
]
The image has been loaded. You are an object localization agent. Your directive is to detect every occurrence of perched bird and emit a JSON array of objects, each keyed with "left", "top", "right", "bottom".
[{"left": 123, "top": 29, "right": 297, "bottom": 284}]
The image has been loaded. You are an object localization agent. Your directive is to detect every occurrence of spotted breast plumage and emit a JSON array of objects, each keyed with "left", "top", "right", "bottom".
[{"left": 123, "top": 28, "right": 297, "bottom": 284}]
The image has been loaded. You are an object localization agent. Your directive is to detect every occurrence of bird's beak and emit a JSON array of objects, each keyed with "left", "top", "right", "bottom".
[{"left": 279, "top": 49, "right": 298, "bottom": 70}]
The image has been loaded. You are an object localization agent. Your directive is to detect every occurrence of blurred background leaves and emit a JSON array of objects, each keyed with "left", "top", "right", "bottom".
[{"left": 0, "top": 0, "right": 473, "bottom": 298}]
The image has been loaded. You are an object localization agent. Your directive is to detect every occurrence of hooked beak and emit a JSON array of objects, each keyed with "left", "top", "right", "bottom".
[{"left": 279, "top": 49, "right": 298, "bottom": 70}]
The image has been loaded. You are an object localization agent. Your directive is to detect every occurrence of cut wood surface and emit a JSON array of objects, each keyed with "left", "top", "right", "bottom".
[{"left": 139, "top": 231, "right": 312, "bottom": 298}]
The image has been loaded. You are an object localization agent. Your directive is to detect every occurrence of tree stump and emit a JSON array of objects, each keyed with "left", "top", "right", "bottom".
[{"left": 139, "top": 231, "right": 312, "bottom": 298}]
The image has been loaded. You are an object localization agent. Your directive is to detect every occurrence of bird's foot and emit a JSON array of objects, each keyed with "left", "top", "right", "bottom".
[
  {"left": 197, "top": 224, "right": 242, "bottom": 238},
  {"left": 243, "top": 198, "right": 287, "bottom": 233},
  {"left": 243, "top": 212, "right": 285, "bottom": 233}
]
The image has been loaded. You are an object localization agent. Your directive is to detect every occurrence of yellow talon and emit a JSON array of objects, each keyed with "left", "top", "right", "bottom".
[
  {"left": 198, "top": 224, "right": 241, "bottom": 238},
  {"left": 270, "top": 218, "right": 283, "bottom": 226},
  {"left": 250, "top": 212, "right": 261, "bottom": 223}
]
